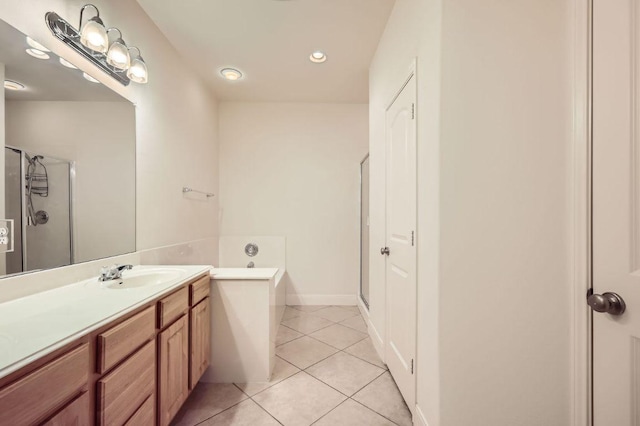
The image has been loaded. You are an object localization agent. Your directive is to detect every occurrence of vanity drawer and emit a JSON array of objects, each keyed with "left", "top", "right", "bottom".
[
  {"left": 97, "top": 340, "right": 155, "bottom": 426},
  {"left": 97, "top": 305, "right": 156, "bottom": 374},
  {"left": 124, "top": 394, "right": 155, "bottom": 426},
  {"left": 0, "top": 343, "right": 89, "bottom": 426},
  {"left": 158, "top": 287, "right": 188, "bottom": 328},
  {"left": 42, "top": 391, "right": 90, "bottom": 426},
  {"left": 190, "top": 275, "right": 210, "bottom": 306}
]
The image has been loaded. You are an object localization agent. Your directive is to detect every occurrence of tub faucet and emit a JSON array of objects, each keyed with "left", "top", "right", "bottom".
[
  {"left": 247, "top": 261, "right": 255, "bottom": 268},
  {"left": 99, "top": 264, "right": 133, "bottom": 281}
]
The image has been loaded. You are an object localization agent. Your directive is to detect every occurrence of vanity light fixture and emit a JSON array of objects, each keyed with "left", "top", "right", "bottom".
[
  {"left": 25, "top": 48, "right": 50, "bottom": 60},
  {"left": 106, "top": 28, "right": 130, "bottom": 70},
  {"left": 4, "top": 80, "right": 25, "bottom": 90},
  {"left": 82, "top": 72, "right": 100, "bottom": 83},
  {"left": 127, "top": 47, "right": 148, "bottom": 84},
  {"left": 79, "top": 4, "right": 108, "bottom": 53},
  {"left": 309, "top": 50, "right": 327, "bottom": 63},
  {"left": 26, "top": 37, "right": 50, "bottom": 52},
  {"left": 220, "top": 68, "right": 243, "bottom": 81},
  {"left": 45, "top": 5, "right": 149, "bottom": 86},
  {"left": 59, "top": 57, "right": 77, "bottom": 69}
]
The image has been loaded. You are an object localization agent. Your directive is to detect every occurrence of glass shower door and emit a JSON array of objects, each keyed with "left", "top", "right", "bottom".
[{"left": 4, "top": 147, "right": 73, "bottom": 273}]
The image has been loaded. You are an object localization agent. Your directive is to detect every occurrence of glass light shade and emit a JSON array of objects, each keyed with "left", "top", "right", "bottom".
[
  {"left": 106, "top": 38, "right": 130, "bottom": 70},
  {"left": 80, "top": 17, "right": 108, "bottom": 53},
  {"left": 127, "top": 56, "right": 148, "bottom": 83}
]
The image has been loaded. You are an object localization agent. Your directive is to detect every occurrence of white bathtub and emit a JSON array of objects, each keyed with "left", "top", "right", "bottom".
[{"left": 202, "top": 267, "right": 286, "bottom": 383}]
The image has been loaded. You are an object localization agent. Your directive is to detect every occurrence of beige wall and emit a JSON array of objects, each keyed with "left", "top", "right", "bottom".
[
  {"left": 438, "top": 0, "right": 572, "bottom": 424},
  {"left": 369, "top": 0, "right": 442, "bottom": 423},
  {"left": 0, "top": 0, "right": 219, "bottom": 274},
  {"left": 219, "top": 102, "right": 368, "bottom": 304},
  {"left": 370, "top": 0, "right": 573, "bottom": 425}
]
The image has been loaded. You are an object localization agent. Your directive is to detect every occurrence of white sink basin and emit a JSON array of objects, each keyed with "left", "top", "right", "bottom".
[{"left": 83, "top": 267, "right": 184, "bottom": 290}]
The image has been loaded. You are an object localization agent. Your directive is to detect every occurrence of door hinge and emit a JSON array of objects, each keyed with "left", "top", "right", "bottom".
[
  {"left": 411, "top": 359, "right": 414, "bottom": 374},
  {"left": 411, "top": 231, "right": 414, "bottom": 246},
  {"left": 411, "top": 103, "right": 415, "bottom": 119}
]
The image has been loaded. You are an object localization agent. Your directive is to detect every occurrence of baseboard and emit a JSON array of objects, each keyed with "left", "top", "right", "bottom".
[
  {"left": 414, "top": 405, "right": 429, "bottom": 426},
  {"left": 286, "top": 294, "right": 358, "bottom": 306},
  {"left": 368, "top": 319, "right": 385, "bottom": 363}
]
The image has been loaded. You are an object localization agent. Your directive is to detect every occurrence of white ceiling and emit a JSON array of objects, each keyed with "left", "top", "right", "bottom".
[{"left": 136, "top": 0, "right": 395, "bottom": 103}]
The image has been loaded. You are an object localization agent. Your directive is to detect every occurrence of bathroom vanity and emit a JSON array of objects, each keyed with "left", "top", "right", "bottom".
[{"left": 0, "top": 265, "right": 211, "bottom": 426}]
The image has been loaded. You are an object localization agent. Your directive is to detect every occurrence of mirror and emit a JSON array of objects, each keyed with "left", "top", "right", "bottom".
[{"left": 0, "top": 18, "right": 136, "bottom": 277}]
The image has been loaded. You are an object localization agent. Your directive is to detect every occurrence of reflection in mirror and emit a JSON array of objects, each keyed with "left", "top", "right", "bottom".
[{"left": 0, "top": 18, "right": 136, "bottom": 277}]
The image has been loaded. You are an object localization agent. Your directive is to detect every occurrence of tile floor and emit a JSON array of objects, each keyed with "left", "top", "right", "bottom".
[{"left": 172, "top": 305, "right": 413, "bottom": 426}]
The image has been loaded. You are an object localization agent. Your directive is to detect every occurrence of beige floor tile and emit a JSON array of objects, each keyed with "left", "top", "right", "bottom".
[
  {"left": 281, "top": 312, "right": 334, "bottom": 334},
  {"left": 235, "top": 356, "right": 300, "bottom": 396},
  {"left": 309, "top": 324, "right": 367, "bottom": 350},
  {"left": 306, "top": 352, "right": 385, "bottom": 396},
  {"left": 172, "top": 382, "right": 247, "bottom": 426},
  {"left": 312, "top": 306, "right": 359, "bottom": 323},
  {"left": 352, "top": 372, "right": 413, "bottom": 426},
  {"left": 200, "top": 399, "right": 280, "bottom": 426},
  {"left": 335, "top": 305, "right": 361, "bottom": 313},
  {"left": 283, "top": 306, "right": 303, "bottom": 320},
  {"left": 344, "top": 337, "right": 387, "bottom": 369},
  {"left": 339, "top": 315, "right": 368, "bottom": 333},
  {"left": 252, "top": 372, "right": 346, "bottom": 425},
  {"left": 276, "top": 336, "right": 338, "bottom": 369},
  {"left": 289, "top": 305, "right": 326, "bottom": 312},
  {"left": 276, "top": 325, "right": 304, "bottom": 346},
  {"left": 314, "top": 399, "right": 395, "bottom": 426}
]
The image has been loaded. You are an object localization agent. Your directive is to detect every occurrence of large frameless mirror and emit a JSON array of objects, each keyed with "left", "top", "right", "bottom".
[{"left": 0, "top": 18, "right": 135, "bottom": 277}]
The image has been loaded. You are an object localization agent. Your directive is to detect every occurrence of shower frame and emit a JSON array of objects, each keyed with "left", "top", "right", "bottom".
[
  {"left": 6, "top": 145, "right": 76, "bottom": 272},
  {"left": 360, "top": 153, "right": 370, "bottom": 310}
]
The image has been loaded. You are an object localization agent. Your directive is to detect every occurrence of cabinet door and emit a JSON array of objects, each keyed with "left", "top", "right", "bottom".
[
  {"left": 158, "top": 315, "right": 189, "bottom": 426},
  {"left": 190, "top": 297, "right": 211, "bottom": 389}
]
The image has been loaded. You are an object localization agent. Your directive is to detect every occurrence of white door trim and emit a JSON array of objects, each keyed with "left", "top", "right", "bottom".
[{"left": 571, "top": 0, "right": 592, "bottom": 425}]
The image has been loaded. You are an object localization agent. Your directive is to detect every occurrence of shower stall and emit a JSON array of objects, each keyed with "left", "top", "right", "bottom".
[{"left": 4, "top": 147, "right": 73, "bottom": 274}]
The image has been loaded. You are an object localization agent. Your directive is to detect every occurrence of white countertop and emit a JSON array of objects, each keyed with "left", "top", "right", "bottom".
[
  {"left": 0, "top": 264, "right": 211, "bottom": 380},
  {"left": 210, "top": 267, "right": 278, "bottom": 280}
]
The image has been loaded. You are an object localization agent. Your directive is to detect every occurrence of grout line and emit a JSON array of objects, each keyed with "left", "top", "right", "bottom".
[
  {"left": 247, "top": 396, "right": 285, "bottom": 425},
  {"left": 348, "top": 397, "right": 403, "bottom": 426},
  {"left": 189, "top": 396, "right": 248, "bottom": 426},
  {"left": 309, "top": 398, "right": 349, "bottom": 425}
]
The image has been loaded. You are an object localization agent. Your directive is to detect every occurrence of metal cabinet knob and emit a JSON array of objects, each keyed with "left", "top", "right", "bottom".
[
  {"left": 587, "top": 292, "right": 626, "bottom": 315},
  {"left": 380, "top": 247, "right": 390, "bottom": 256}
]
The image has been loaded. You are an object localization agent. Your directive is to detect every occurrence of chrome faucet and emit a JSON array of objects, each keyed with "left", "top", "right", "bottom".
[
  {"left": 247, "top": 261, "right": 255, "bottom": 268},
  {"left": 99, "top": 264, "right": 133, "bottom": 281}
]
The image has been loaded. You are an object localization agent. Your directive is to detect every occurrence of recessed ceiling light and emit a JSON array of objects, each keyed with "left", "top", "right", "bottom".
[
  {"left": 309, "top": 51, "right": 327, "bottom": 63},
  {"left": 4, "top": 80, "right": 25, "bottom": 91},
  {"left": 26, "top": 36, "right": 50, "bottom": 52},
  {"left": 25, "top": 48, "right": 50, "bottom": 60},
  {"left": 83, "top": 72, "right": 100, "bottom": 83},
  {"left": 59, "top": 58, "right": 78, "bottom": 69},
  {"left": 220, "top": 68, "right": 243, "bottom": 81}
]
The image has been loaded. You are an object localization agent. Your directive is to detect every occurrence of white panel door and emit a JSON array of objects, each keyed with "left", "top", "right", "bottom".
[
  {"left": 593, "top": 0, "right": 640, "bottom": 424},
  {"left": 384, "top": 74, "right": 416, "bottom": 413}
]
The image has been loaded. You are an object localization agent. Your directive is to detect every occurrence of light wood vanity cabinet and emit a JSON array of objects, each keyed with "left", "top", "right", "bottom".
[
  {"left": 0, "top": 272, "right": 211, "bottom": 426},
  {"left": 0, "top": 343, "right": 90, "bottom": 426},
  {"left": 158, "top": 315, "right": 189, "bottom": 426},
  {"left": 190, "top": 297, "right": 211, "bottom": 389}
]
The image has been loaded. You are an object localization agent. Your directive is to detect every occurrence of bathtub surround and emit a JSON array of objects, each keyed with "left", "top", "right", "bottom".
[
  {"left": 0, "top": 0, "right": 220, "bottom": 282},
  {"left": 219, "top": 102, "right": 368, "bottom": 306}
]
